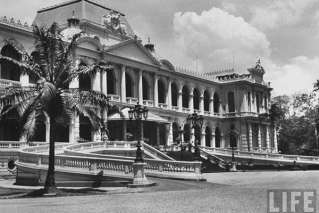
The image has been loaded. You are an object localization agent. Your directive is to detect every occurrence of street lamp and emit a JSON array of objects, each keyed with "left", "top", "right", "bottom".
[
  {"left": 186, "top": 113, "right": 204, "bottom": 160},
  {"left": 100, "top": 97, "right": 110, "bottom": 142},
  {"left": 229, "top": 126, "right": 239, "bottom": 172},
  {"left": 128, "top": 103, "right": 148, "bottom": 162}
]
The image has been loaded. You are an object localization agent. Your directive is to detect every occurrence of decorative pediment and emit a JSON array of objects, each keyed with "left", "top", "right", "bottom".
[{"left": 105, "top": 39, "right": 160, "bottom": 66}]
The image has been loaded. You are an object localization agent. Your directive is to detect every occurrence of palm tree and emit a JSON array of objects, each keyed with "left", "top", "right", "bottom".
[{"left": 0, "top": 23, "right": 112, "bottom": 194}]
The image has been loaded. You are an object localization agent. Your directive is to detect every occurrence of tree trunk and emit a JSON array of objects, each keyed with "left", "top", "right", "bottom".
[{"left": 44, "top": 118, "right": 57, "bottom": 194}]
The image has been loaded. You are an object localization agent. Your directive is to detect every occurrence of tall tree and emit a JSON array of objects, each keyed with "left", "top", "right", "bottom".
[{"left": 0, "top": 23, "right": 111, "bottom": 194}]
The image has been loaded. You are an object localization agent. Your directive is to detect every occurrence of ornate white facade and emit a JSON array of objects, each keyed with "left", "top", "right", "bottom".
[{"left": 0, "top": 0, "right": 277, "bottom": 153}]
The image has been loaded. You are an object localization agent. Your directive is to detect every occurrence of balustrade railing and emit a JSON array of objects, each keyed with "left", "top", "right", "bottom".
[
  {"left": 200, "top": 146, "right": 319, "bottom": 163},
  {"left": 126, "top": 97, "right": 138, "bottom": 105},
  {"left": 172, "top": 106, "right": 179, "bottom": 111},
  {"left": 107, "top": 94, "right": 120, "bottom": 102},
  {"left": 143, "top": 100, "right": 154, "bottom": 107},
  {"left": 0, "top": 79, "right": 21, "bottom": 88},
  {"left": 0, "top": 141, "right": 47, "bottom": 150},
  {"left": 158, "top": 103, "right": 168, "bottom": 109},
  {"left": 18, "top": 141, "right": 202, "bottom": 177}
]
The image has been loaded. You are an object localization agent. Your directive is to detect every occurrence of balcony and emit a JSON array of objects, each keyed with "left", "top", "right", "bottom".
[
  {"left": 107, "top": 94, "right": 120, "bottom": 102},
  {"left": 158, "top": 103, "right": 168, "bottom": 109},
  {"left": 126, "top": 97, "right": 138, "bottom": 105},
  {"left": 143, "top": 100, "right": 154, "bottom": 107}
]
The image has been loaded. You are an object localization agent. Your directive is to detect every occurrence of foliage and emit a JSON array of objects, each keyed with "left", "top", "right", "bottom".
[
  {"left": 0, "top": 23, "right": 112, "bottom": 193},
  {"left": 272, "top": 92, "right": 319, "bottom": 155}
]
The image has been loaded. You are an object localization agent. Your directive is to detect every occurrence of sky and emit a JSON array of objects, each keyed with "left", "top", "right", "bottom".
[{"left": 1, "top": 0, "right": 319, "bottom": 96}]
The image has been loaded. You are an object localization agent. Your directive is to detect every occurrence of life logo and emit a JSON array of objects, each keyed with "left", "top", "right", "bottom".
[{"left": 268, "top": 190, "right": 316, "bottom": 213}]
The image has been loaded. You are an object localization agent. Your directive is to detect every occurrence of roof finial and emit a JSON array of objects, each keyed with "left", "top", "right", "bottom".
[
  {"left": 257, "top": 58, "right": 261, "bottom": 66},
  {"left": 148, "top": 36, "right": 151, "bottom": 44}
]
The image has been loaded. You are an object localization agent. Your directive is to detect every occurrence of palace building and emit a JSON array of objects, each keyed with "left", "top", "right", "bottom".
[{"left": 0, "top": 0, "right": 277, "bottom": 153}]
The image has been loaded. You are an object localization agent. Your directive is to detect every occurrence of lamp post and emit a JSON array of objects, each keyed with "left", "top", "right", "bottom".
[
  {"left": 100, "top": 97, "right": 110, "bottom": 142},
  {"left": 128, "top": 103, "right": 148, "bottom": 162},
  {"left": 186, "top": 113, "right": 204, "bottom": 160},
  {"left": 176, "top": 126, "right": 184, "bottom": 160},
  {"left": 229, "top": 128, "right": 237, "bottom": 171}
]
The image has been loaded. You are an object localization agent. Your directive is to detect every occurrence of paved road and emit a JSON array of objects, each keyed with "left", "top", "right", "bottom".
[{"left": 0, "top": 171, "right": 318, "bottom": 213}]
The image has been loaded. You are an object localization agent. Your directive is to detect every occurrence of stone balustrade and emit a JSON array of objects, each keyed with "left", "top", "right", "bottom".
[
  {"left": 107, "top": 94, "right": 121, "bottom": 102},
  {"left": 158, "top": 103, "right": 168, "bottom": 109},
  {"left": 172, "top": 106, "right": 179, "bottom": 111},
  {"left": 143, "top": 100, "right": 154, "bottom": 107},
  {"left": 0, "top": 79, "right": 21, "bottom": 88},
  {"left": 126, "top": 97, "right": 138, "bottom": 105},
  {"left": 200, "top": 146, "right": 319, "bottom": 165},
  {"left": 0, "top": 16, "right": 32, "bottom": 31},
  {"left": 17, "top": 141, "right": 203, "bottom": 180}
]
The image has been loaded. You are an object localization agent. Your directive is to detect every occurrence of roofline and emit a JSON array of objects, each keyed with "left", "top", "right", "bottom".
[{"left": 37, "top": 0, "right": 124, "bottom": 16}]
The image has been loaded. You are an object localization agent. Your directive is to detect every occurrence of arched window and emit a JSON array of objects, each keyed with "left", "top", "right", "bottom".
[
  {"left": 215, "top": 127, "right": 221, "bottom": 147},
  {"left": 142, "top": 76, "right": 150, "bottom": 100},
  {"left": 79, "top": 115, "right": 92, "bottom": 142},
  {"left": 79, "top": 62, "right": 91, "bottom": 90},
  {"left": 228, "top": 91, "right": 235, "bottom": 112},
  {"left": 204, "top": 90, "right": 210, "bottom": 112},
  {"left": 0, "top": 107, "right": 19, "bottom": 141},
  {"left": 182, "top": 86, "right": 189, "bottom": 108},
  {"left": 126, "top": 73, "right": 134, "bottom": 97},
  {"left": 213, "top": 93, "right": 220, "bottom": 113},
  {"left": 205, "top": 126, "right": 212, "bottom": 147},
  {"left": 0, "top": 44, "right": 21, "bottom": 81},
  {"left": 107, "top": 70, "right": 116, "bottom": 94},
  {"left": 158, "top": 79, "right": 166, "bottom": 103},
  {"left": 171, "top": 82, "right": 178, "bottom": 107},
  {"left": 193, "top": 88, "right": 200, "bottom": 110},
  {"left": 183, "top": 123, "right": 191, "bottom": 143}
]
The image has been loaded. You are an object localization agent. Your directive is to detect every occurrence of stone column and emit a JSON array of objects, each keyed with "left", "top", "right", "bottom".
[
  {"left": 138, "top": 70, "right": 143, "bottom": 104},
  {"left": 274, "top": 127, "right": 278, "bottom": 153},
  {"left": 209, "top": 96, "right": 214, "bottom": 114},
  {"left": 167, "top": 79, "right": 172, "bottom": 109},
  {"left": 121, "top": 65, "right": 126, "bottom": 103},
  {"left": 154, "top": 74, "right": 158, "bottom": 107},
  {"left": 93, "top": 71, "right": 101, "bottom": 92},
  {"left": 221, "top": 133, "right": 225, "bottom": 148},
  {"left": 266, "top": 126, "right": 270, "bottom": 151},
  {"left": 178, "top": 86, "right": 183, "bottom": 111},
  {"left": 69, "top": 113, "right": 80, "bottom": 143},
  {"left": 189, "top": 87, "right": 194, "bottom": 111},
  {"left": 240, "top": 92, "right": 247, "bottom": 113},
  {"left": 199, "top": 90, "right": 204, "bottom": 114},
  {"left": 248, "top": 123, "right": 253, "bottom": 151},
  {"left": 20, "top": 74, "right": 29, "bottom": 86},
  {"left": 167, "top": 123, "right": 173, "bottom": 146},
  {"left": 200, "top": 128, "right": 205, "bottom": 146},
  {"left": 211, "top": 132, "right": 215, "bottom": 148},
  {"left": 190, "top": 128, "right": 195, "bottom": 145},
  {"left": 258, "top": 125, "right": 262, "bottom": 151},
  {"left": 102, "top": 70, "right": 107, "bottom": 95}
]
